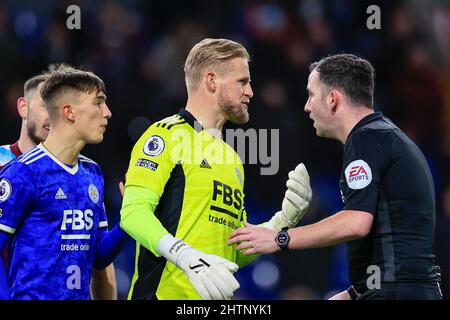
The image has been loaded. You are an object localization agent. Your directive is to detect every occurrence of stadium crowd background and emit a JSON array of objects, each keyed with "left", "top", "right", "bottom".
[{"left": 1, "top": 0, "right": 449, "bottom": 299}]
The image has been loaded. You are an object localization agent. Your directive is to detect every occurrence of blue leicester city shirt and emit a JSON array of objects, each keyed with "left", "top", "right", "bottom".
[{"left": 0, "top": 144, "right": 108, "bottom": 300}]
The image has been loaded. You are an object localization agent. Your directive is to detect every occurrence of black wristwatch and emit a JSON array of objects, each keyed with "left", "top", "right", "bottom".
[{"left": 275, "top": 227, "right": 290, "bottom": 250}]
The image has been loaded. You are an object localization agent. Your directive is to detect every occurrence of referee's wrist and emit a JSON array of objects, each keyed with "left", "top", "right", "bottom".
[{"left": 275, "top": 227, "right": 291, "bottom": 250}]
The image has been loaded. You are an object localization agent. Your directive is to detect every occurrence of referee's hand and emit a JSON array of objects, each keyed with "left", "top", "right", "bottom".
[
  {"left": 228, "top": 222, "right": 279, "bottom": 255},
  {"left": 328, "top": 290, "right": 351, "bottom": 300}
]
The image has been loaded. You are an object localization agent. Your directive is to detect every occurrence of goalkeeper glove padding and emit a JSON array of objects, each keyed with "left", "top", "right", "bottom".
[
  {"left": 265, "top": 163, "right": 312, "bottom": 230},
  {"left": 157, "top": 234, "right": 240, "bottom": 300}
]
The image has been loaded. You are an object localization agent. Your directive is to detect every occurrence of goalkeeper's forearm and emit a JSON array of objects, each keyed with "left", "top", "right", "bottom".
[{"left": 120, "top": 185, "right": 169, "bottom": 256}]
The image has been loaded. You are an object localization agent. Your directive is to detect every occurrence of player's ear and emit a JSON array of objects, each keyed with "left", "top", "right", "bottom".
[
  {"left": 17, "top": 97, "right": 28, "bottom": 119},
  {"left": 329, "top": 89, "right": 339, "bottom": 112},
  {"left": 205, "top": 71, "right": 217, "bottom": 93},
  {"left": 62, "top": 104, "right": 75, "bottom": 123}
]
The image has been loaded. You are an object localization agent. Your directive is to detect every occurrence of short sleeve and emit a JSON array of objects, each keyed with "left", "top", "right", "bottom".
[
  {"left": 341, "top": 130, "right": 389, "bottom": 215},
  {"left": 125, "top": 124, "right": 177, "bottom": 197},
  {"left": 0, "top": 163, "right": 38, "bottom": 234}
]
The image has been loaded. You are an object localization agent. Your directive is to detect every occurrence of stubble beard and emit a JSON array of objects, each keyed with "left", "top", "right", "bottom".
[
  {"left": 220, "top": 100, "right": 249, "bottom": 124},
  {"left": 27, "top": 120, "right": 47, "bottom": 146}
]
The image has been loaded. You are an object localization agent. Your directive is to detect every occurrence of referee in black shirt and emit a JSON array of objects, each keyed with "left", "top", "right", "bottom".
[{"left": 228, "top": 53, "right": 442, "bottom": 300}]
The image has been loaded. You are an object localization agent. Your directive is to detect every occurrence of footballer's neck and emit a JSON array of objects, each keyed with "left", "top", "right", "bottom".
[
  {"left": 185, "top": 102, "right": 226, "bottom": 138},
  {"left": 43, "top": 131, "right": 84, "bottom": 166},
  {"left": 18, "top": 125, "right": 38, "bottom": 154},
  {"left": 339, "top": 106, "right": 374, "bottom": 144}
]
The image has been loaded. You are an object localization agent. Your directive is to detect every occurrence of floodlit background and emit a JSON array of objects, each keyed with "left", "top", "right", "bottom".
[{"left": 1, "top": 0, "right": 449, "bottom": 299}]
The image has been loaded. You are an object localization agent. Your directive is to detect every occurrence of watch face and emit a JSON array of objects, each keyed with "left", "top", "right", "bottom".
[
  {"left": 277, "top": 233, "right": 288, "bottom": 243},
  {"left": 276, "top": 229, "right": 290, "bottom": 249}
]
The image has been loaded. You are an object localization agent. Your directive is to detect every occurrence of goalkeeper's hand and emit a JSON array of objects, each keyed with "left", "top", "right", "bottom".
[
  {"left": 265, "top": 163, "right": 312, "bottom": 230},
  {"left": 157, "top": 234, "right": 240, "bottom": 300}
]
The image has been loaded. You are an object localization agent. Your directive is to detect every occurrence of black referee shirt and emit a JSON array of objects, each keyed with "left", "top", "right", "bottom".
[{"left": 339, "top": 111, "right": 439, "bottom": 288}]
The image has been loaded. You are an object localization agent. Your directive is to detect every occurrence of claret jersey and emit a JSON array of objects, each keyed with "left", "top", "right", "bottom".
[
  {"left": 0, "top": 142, "right": 21, "bottom": 170},
  {"left": 126, "top": 109, "right": 247, "bottom": 300},
  {"left": 0, "top": 144, "right": 109, "bottom": 299}
]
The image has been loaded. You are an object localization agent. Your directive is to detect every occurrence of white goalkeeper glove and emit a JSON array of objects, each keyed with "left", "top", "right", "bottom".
[
  {"left": 265, "top": 163, "right": 312, "bottom": 230},
  {"left": 157, "top": 234, "right": 240, "bottom": 300}
]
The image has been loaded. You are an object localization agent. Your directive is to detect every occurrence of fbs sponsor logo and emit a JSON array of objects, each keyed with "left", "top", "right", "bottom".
[
  {"left": 345, "top": 159, "right": 372, "bottom": 190},
  {"left": 55, "top": 188, "right": 67, "bottom": 200},
  {"left": 136, "top": 158, "right": 159, "bottom": 171},
  {"left": 199, "top": 158, "right": 212, "bottom": 169}
]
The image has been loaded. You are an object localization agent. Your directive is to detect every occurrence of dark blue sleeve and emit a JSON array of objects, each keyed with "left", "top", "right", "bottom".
[
  {"left": 0, "top": 232, "right": 11, "bottom": 300},
  {"left": 0, "top": 163, "right": 38, "bottom": 231},
  {"left": 94, "top": 224, "right": 129, "bottom": 270}
]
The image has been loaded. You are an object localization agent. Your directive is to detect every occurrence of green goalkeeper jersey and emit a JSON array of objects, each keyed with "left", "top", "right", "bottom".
[{"left": 124, "top": 109, "right": 250, "bottom": 300}]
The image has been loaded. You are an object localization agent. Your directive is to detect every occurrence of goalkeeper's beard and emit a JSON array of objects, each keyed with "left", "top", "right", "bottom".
[{"left": 219, "top": 101, "right": 249, "bottom": 124}]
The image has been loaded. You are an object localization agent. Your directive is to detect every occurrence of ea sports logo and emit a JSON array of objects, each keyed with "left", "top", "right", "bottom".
[
  {"left": 349, "top": 166, "right": 368, "bottom": 178},
  {"left": 345, "top": 159, "right": 372, "bottom": 190}
]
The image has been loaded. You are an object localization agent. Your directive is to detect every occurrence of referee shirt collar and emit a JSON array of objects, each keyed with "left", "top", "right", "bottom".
[
  {"left": 177, "top": 108, "right": 204, "bottom": 133},
  {"left": 347, "top": 111, "right": 384, "bottom": 140}
]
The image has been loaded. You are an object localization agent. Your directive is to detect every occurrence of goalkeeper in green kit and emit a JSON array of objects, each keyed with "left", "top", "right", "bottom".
[{"left": 120, "top": 38, "right": 312, "bottom": 300}]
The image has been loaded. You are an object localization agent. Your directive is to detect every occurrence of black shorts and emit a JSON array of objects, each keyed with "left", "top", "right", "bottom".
[{"left": 356, "top": 282, "right": 443, "bottom": 300}]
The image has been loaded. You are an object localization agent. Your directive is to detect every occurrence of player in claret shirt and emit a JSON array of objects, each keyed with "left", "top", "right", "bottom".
[{"left": 0, "top": 66, "right": 128, "bottom": 300}]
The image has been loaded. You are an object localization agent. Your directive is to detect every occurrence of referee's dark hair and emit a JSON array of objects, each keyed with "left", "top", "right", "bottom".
[{"left": 310, "top": 54, "right": 375, "bottom": 108}]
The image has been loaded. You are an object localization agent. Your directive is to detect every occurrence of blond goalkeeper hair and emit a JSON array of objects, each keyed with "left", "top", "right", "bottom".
[{"left": 184, "top": 38, "right": 250, "bottom": 94}]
